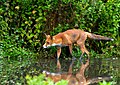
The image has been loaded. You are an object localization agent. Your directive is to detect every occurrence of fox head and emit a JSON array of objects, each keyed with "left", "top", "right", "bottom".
[
  {"left": 43, "top": 34, "right": 62, "bottom": 48},
  {"left": 43, "top": 35, "right": 52, "bottom": 48}
]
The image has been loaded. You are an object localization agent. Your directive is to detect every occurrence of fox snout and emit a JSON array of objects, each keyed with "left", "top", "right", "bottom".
[
  {"left": 43, "top": 45, "right": 47, "bottom": 48},
  {"left": 43, "top": 44, "right": 51, "bottom": 48}
]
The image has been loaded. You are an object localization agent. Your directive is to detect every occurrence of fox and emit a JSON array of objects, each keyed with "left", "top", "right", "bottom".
[{"left": 43, "top": 29, "right": 113, "bottom": 60}]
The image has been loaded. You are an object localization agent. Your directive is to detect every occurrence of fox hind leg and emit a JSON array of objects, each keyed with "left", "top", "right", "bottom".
[{"left": 79, "top": 44, "right": 89, "bottom": 62}]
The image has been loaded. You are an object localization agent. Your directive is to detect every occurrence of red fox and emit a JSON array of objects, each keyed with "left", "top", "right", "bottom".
[{"left": 43, "top": 29, "right": 113, "bottom": 60}]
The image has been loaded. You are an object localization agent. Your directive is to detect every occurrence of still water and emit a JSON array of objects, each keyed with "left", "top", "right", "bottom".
[
  {"left": 1, "top": 56, "right": 120, "bottom": 85},
  {"left": 36, "top": 57, "right": 120, "bottom": 85}
]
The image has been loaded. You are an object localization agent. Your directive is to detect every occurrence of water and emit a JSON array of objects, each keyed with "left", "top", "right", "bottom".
[
  {"left": 1, "top": 56, "right": 120, "bottom": 85},
  {"left": 37, "top": 57, "right": 120, "bottom": 85}
]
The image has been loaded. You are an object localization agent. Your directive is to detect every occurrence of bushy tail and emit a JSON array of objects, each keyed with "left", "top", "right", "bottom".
[{"left": 86, "top": 32, "right": 114, "bottom": 41}]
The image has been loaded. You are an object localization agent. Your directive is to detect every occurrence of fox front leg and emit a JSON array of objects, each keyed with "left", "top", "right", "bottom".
[{"left": 57, "top": 47, "right": 61, "bottom": 59}]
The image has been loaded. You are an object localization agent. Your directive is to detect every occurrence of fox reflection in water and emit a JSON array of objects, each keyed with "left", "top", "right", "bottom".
[{"left": 43, "top": 59, "right": 112, "bottom": 85}]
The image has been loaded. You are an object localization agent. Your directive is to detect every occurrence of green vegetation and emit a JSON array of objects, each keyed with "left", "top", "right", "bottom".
[
  {"left": 99, "top": 80, "right": 113, "bottom": 85},
  {"left": 26, "top": 74, "right": 68, "bottom": 85},
  {"left": 0, "top": 0, "right": 119, "bottom": 85}
]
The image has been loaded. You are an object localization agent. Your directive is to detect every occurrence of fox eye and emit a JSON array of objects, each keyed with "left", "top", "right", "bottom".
[{"left": 47, "top": 42, "right": 50, "bottom": 44}]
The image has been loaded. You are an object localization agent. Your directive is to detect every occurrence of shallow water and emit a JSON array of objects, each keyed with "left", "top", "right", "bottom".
[
  {"left": 1, "top": 56, "right": 120, "bottom": 85},
  {"left": 38, "top": 57, "right": 120, "bottom": 85}
]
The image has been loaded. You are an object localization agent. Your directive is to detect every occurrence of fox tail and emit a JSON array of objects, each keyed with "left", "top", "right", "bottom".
[{"left": 86, "top": 32, "right": 114, "bottom": 41}]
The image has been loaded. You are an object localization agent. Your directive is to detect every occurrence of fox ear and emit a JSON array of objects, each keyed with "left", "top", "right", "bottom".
[
  {"left": 48, "top": 35, "right": 53, "bottom": 40},
  {"left": 43, "top": 32, "right": 49, "bottom": 38},
  {"left": 43, "top": 32, "right": 47, "bottom": 37},
  {"left": 43, "top": 32, "right": 52, "bottom": 39}
]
